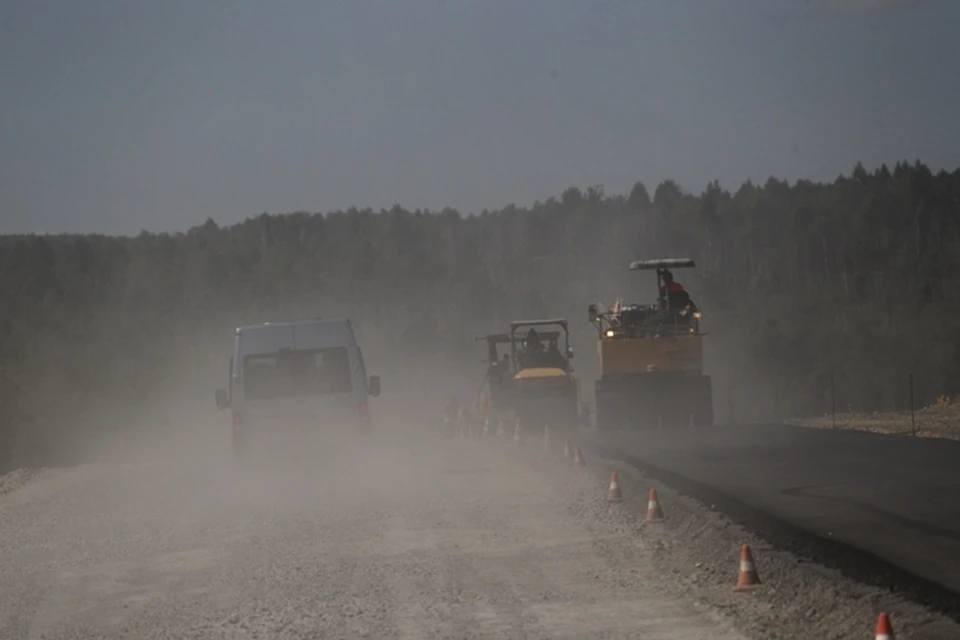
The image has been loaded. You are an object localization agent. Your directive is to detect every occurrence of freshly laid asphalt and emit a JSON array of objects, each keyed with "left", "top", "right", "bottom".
[{"left": 586, "top": 424, "right": 960, "bottom": 599}]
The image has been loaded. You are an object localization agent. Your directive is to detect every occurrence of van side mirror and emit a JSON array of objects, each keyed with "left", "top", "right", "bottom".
[
  {"left": 588, "top": 304, "right": 598, "bottom": 323},
  {"left": 566, "top": 347, "right": 575, "bottom": 360},
  {"left": 215, "top": 389, "right": 230, "bottom": 410},
  {"left": 368, "top": 375, "right": 381, "bottom": 398}
]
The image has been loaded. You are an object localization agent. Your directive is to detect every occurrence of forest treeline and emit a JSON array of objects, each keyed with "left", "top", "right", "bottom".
[{"left": 2, "top": 160, "right": 960, "bottom": 470}]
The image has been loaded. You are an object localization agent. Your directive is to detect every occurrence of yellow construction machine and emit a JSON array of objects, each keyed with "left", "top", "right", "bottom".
[
  {"left": 478, "top": 318, "right": 582, "bottom": 433},
  {"left": 589, "top": 258, "right": 713, "bottom": 429}
]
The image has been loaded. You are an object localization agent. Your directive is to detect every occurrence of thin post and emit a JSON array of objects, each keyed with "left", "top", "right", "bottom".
[
  {"left": 830, "top": 371, "right": 836, "bottom": 430},
  {"left": 773, "top": 377, "right": 780, "bottom": 423},
  {"left": 909, "top": 373, "right": 916, "bottom": 437}
]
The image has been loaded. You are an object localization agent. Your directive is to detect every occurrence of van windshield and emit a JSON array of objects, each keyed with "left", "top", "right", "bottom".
[{"left": 243, "top": 347, "right": 353, "bottom": 400}]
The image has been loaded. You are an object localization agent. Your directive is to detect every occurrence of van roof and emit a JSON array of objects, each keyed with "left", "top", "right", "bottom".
[
  {"left": 235, "top": 318, "right": 350, "bottom": 333},
  {"left": 235, "top": 318, "right": 357, "bottom": 354}
]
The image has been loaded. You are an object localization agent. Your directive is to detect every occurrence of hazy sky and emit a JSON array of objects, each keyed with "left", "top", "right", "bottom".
[{"left": 2, "top": 0, "right": 958, "bottom": 234}]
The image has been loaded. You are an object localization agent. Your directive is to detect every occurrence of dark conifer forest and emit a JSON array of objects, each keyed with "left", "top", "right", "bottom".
[{"left": 3, "top": 160, "right": 959, "bottom": 470}]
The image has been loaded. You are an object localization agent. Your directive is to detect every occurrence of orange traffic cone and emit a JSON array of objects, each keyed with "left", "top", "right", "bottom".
[
  {"left": 733, "top": 544, "right": 761, "bottom": 591},
  {"left": 543, "top": 425, "right": 552, "bottom": 453},
  {"left": 644, "top": 488, "right": 665, "bottom": 523},
  {"left": 572, "top": 447, "right": 586, "bottom": 467},
  {"left": 607, "top": 471, "right": 622, "bottom": 502},
  {"left": 875, "top": 612, "right": 894, "bottom": 640},
  {"left": 513, "top": 422, "right": 524, "bottom": 445}
]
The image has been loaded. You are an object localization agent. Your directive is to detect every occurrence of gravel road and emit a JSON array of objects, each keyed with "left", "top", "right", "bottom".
[{"left": 0, "top": 428, "right": 744, "bottom": 639}]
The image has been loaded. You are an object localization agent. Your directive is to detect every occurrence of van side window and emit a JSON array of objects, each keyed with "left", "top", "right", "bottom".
[{"left": 243, "top": 347, "right": 353, "bottom": 400}]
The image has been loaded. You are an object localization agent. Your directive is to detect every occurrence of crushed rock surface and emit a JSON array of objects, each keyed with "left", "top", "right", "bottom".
[{"left": 0, "top": 428, "right": 747, "bottom": 639}]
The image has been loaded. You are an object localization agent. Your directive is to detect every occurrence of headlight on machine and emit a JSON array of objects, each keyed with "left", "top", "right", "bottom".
[
  {"left": 605, "top": 329, "right": 615, "bottom": 338},
  {"left": 693, "top": 312, "right": 702, "bottom": 319}
]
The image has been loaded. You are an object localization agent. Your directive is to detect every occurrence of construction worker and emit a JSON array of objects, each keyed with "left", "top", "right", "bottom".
[
  {"left": 478, "top": 391, "right": 491, "bottom": 424},
  {"left": 490, "top": 352, "right": 510, "bottom": 390},
  {"left": 661, "top": 270, "right": 685, "bottom": 295},
  {"left": 659, "top": 270, "right": 690, "bottom": 312},
  {"left": 545, "top": 339, "right": 566, "bottom": 369},
  {"left": 521, "top": 329, "right": 544, "bottom": 368},
  {"left": 525, "top": 329, "right": 543, "bottom": 353},
  {"left": 443, "top": 395, "right": 461, "bottom": 436}
]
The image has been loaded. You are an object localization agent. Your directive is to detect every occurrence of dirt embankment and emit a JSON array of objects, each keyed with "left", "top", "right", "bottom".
[
  {"left": 0, "top": 468, "right": 46, "bottom": 497},
  {"left": 789, "top": 397, "right": 960, "bottom": 441}
]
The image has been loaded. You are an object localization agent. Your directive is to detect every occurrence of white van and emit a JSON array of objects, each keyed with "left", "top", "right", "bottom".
[{"left": 214, "top": 318, "right": 380, "bottom": 457}]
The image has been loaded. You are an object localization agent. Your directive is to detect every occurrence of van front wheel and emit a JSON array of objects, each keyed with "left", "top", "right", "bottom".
[{"left": 232, "top": 429, "right": 251, "bottom": 464}]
